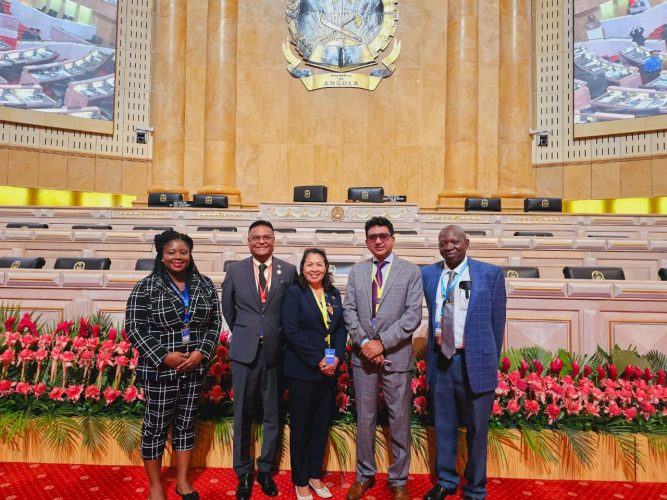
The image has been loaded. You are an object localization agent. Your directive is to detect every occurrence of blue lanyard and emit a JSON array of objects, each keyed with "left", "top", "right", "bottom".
[
  {"left": 167, "top": 279, "right": 190, "bottom": 325},
  {"left": 439, "top": 261, "right": 468, "bottom": 314}
]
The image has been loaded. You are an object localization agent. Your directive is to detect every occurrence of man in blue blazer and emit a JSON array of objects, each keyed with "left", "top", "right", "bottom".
[{"left": 421, "top": 225, "right": 506, "bottom": 500}]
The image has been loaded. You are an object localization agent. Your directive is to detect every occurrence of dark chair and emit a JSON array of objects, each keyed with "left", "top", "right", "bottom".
[
  {"left": 72, "top": 224, "right": 113, "bottom": 230},
  {"left": 274, "top": 228, "right": 297, "bottom": 233},
  {"left": 659, "top": 268, "right": 667, "bottom": 281},
  {"left": 135, "top": 258, "right": 154, "bottom": 271},
  {"left": 347, "top": 186, "right": 384, "bottom": 203},
  {"left": 54, "top": 257, "right": 112, "bottom": 270},
  {"left": 6, "top": 223, "right": 49, "bottom": 229},
  {"left": 133, "top": 225, "right": 173, "bottom": 231},
  {"left": 196, "top": 226, "right": 237, "bottom": 232},
  {"left": 563, "top": 266, "right": 625, "bottom": 280},
  {"left": 513, "top": 231, "right": 554, "bottom": 237},
  {"left": 147, "top": 192, "right": 183, "bottom": 207},
  {"left": 501, "top": 266, "right": 540, "bottom": 278},
  {"left": 0, "top": 256, "right": 46, "bottom": 269},
  {"left": 465, "top": 230, "right": 487, "bottom": 236},
  {"left": 464, "top": 197, "right": 501, "bottom": 212},
  {"left": 192, "top": 194, "right": 228, "bottom": 208},
  {"left": 315, "top": 229, "right": 355, "bottom": 235},
  {"left": 223, "top": 260, "right": 239, "bottom": 272},
  {"left": 294, "top": 185, "right": 327, "bottom": 202},
  {"left": 524, "top": 198, "right": 562, "bottom": 212}
]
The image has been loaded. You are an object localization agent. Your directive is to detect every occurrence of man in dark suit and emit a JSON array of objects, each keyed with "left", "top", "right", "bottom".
[
  {"left": 221, "top": 220, "right": 297, "bottom": 500},
  {"left": 421, "top": 225, "right": 506, "bottom": 500}
]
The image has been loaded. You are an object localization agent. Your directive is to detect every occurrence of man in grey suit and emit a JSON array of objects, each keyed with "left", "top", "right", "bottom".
[
  {"left": 221, "top": 220, "right": 297, "bottom": 500},
  {"left": 343, "top": 216, "right": 424, "bottom": 500}
]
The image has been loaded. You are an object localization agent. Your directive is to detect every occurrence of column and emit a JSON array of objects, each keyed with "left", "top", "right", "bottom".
[
  {"left": 438, "top": 0, "right": 480, "bottom": 207},
  {"left": 198, "top": 0, "right": 241, "bottom": 205},
  {"left": 149, "top": 0, "right": 187, "bottom": 195},
  {"left": 495, "top": 0, "right": 535, "bottom": 203}
]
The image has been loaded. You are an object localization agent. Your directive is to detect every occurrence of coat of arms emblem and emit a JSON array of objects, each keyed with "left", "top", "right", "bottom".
[{"left": 283, "top": 0, "right": 400, "bottom": 91}]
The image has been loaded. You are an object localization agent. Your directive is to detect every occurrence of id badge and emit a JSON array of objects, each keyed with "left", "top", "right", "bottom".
[
  {"left": 324, "top": 348, "right": 336, "bottom": 365},
  {"left": 434, "top": 321, "right": 442, "bottom": 346},
  {"left": 371, "top": 318, "right": 378, "bottom": 334},
  {"left": 181, "top": 326, "right": 191, "bottom": 344}
]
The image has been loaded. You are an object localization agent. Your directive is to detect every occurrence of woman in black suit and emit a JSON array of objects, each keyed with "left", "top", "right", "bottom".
[
  {"left": 126, "top": 230, "right": 221, "bottom": 500},
  {"left": 282, "top": 248, "right": 347, "bottom": 500}
]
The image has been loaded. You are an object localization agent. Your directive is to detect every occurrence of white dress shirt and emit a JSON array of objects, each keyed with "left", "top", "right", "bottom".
[{"left": 435, "top": 257, "right": 470, "bottom": 349}]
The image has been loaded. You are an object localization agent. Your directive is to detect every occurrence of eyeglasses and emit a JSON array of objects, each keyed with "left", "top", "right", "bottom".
[
  {"left": 249, "top": 235, "right": 274, "bottom": 243},
  {"left": 366, "top": 233, "right": 392, "bottom": 242}
]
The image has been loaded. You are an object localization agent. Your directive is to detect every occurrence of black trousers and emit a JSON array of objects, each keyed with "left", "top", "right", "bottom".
[
  {"left": 141, "top": 372, "right": 203, "bottom": 460},
  {"left": 287, "top": 376, "right": 334, "bottom": 487}
]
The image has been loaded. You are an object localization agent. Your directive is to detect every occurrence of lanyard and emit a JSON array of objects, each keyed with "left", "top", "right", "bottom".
[
  {"left": 372, "top": 260, "right": 393, "bottom": 301},
  {"left": 439, "top": 261, "right": 468, "bottom": 316},
  {"left": 311, "top": 287, "right": 331, "bottom": 346},
  {"left": 167, "top": 279, "right": 190, "bottom": 325},
  {"left": 258, "top": 263, "right": 272, "bottom": 304}
]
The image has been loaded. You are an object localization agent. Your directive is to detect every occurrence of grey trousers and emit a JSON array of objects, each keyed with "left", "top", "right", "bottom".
[{"left": 352, "top": 362, "right": 412, "bottom": 486}]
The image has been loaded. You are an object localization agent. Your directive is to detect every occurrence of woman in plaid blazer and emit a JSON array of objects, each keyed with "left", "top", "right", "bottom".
[{"left": 126, "top": 230, "right": 221, "bottom": 500}]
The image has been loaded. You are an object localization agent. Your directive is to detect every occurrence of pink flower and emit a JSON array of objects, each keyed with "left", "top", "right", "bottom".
[
  {"left": 0, "top": 379, "right": 15, "bottom": 396},
  {"left": 413, "top": 395, "right": 427, "bottom": 415},
  {"left": 219, "top": 330, "right": 230, "bottom": 344},
  {"left": 208, "top": 384, "right": 225, "bottom": 403},
  {"left": 17, "top": 312, "right": 37, "bottom": 335},
  {"left": 60, "top": 351, "right": 76, "bottom": 368},
  {"left": 91, "top": 325, "right": 100, "bottom": 339},
  {"left": 20, "top": 333, "right": 38, "bottom": 348},
  {"left": 607, "top": 364, "right": 618, "bottom": 380},
  {"left": 571, "top": 361, "right": 580, "bottom": 377},
  {"left": 416, "top": 359, "right": 426, "bottom": 374},
  {"left": 48, "top": 387, "right": 66, "bottom": 401},
  {"left": 65, "top": 385, "right": 84, "bottom": 402},
  {"left": 85, "top": 385, "right": 100, "bottom": 400},
  {"left": 122, "top": 385, "right": 139, "bottom": 402},
  {"left": 15, "top": 382, "right": 32, "bottom": 396},
  {"left": 640, "top": 402, "right": 656, "bottom": 419},
  {"left": 532, "top": 359, "right": 544, "bottom": 374},
  {"left": 546, "top": 403, "right": 561, "bottom": 424},
  {"left": 0, "top": 350, "right": 15, "bottom": 365},
  {"left": 107, "top": 328, "right": 117, "bottom": 341},
  {"left": 103, "top": 387, "right": 121, "bottom": 405},
  {"left": 519, "top": 360, "right": 529, "bottom": 376},
  {"left": 623, "top": 407, "right": 637, "bottom": 421},
  {"left": 78, "top": 318, "right": 89, "bottom": 338},
  {"left": 607, "top": 403, "right": 623, "bottom": 418},
  {"left": 115, "top": 355, "right": 129, "bottom": 367},
  {"left": 34, "top": 349, "right": 49, "bottom": 363},
  {"left": 507, "top": 399, "right": 520, "bottom": 414},
  {"left": 33, "top": 382, "right": 47, "bottom": 398},
  {"left": 4, "top": 315, "right": 16, "bottom": 332},
  {"left": 336, "top": 392, "right": 350, "bottom": 413},
  {"left": 524, "top": 399, "right": 540, "bottom": 416},
  {"left": 585, "top": 403, "right": 600, "bottom": 417},
  {"left": 492, "top": 400, "right": 503, "bottom": 416},
  {"left": 583, "top": 365, "right": 593, "bottom": 377},
  {"left": 37, "top": 334, "right": 53, "bottom": 349},
  {"left": 550, "top": 358, "right": 564, "bottom": 375},
  {"left": 501, "top": 357, "right": 511, "bottom": 373}
]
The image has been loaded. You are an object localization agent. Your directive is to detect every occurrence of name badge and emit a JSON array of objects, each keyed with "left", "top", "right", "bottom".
[
  {"left": 325, "top": 348, "right": 336, "bottom": 365},
  {"left": 371, "top": 318, "right": 378, "bottom": 333},
  {"left": 181, "top": 326, "right": 191, "bottom": 344}
]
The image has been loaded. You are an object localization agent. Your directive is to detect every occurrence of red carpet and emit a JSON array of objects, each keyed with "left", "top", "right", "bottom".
[{"left": 0, "top": 463, "right": 666, "bottom": 499}]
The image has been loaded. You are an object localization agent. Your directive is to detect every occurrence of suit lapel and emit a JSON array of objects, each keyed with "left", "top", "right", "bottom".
[
  {"left": 465, "top": 258, "right": 478, "bottom": 330},
  {"left": 305, "top": 286, "right": 325, "bottom": 329},
  {"left": 243, "top": 258, "right": 261, "bottom": 309},
  {"left": 263, "top": 258, "right": 284, "bottom": 308},
  {"left": 362, "top": 259, "right": 373, "bottom": 315},
  {"left": 377, "top": 256, "right": 400, "bottom": 309}
]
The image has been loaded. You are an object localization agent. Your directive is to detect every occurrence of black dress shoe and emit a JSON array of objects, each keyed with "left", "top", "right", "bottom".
[
  {"left": 175, "top": 488, "right": 200, "bottom": 500},
  {"left": 257, "top": 471, "right": 279, "bottom": 497},
  {"left": 236, "top": 472, "right": 253, "bottom": 500},
  {"left": 423, "top": 483, "right": 458, "bottom": 500}
]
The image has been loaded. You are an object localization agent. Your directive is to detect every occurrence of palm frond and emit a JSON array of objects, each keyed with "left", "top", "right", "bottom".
[
  {"left": 211, "top": 417, "right": 234, "bottom": 450},
  {"left": 644, "top": 432, "right": 667, "bottom": 457},
  {"left": 597, "top": 421, "right": 642, "bottom": 477},
  {"left": 518, "top": 423, "right": 559, "bottom": 465},
  {"left": 611, "top": 348, "right": 648, "bottom": 371},
  {"left": 30, "top": 414, "right": 79, "bottom": 454},
  {"left": 410, "top": 420, "right": 430, "bottom": 470},
  {"left": 328, "top": 422, "right": 357, "bottom": 471},
  {"left": 488, "top": 427, "right": 520, "bottom": 471},
  {"left": 78, "top": 415, "right": 109, "bottom": 455},
  {"left": 558, "top": 428, "right": 597, "bottom": 468},
  {"left": 107, "top": 417, "right": 142, "bottom": 454},
  {"left": 0, "top": 409, "right": 30, "bottom": 445},
  {"left": 644, "top": 350, "right": 667, "bottom": 372}
]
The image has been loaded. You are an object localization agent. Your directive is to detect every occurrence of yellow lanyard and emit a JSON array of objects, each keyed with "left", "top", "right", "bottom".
[
  {"left": 310, "top": 287, "right": 331, "bottom": 344},
  {"left": 372, "top": 261, "right": 393, "bottom": 302}
]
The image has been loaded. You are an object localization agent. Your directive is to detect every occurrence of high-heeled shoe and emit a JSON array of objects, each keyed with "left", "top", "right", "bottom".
[
  {"left": 308, "top": 480, "right": 332, "bottom": 499},
  {"left": 175, "top": 487, "right": 200, "bottom": 500},
  {"left": 295, "top": 485, "right": 313, "bottom": 500}
]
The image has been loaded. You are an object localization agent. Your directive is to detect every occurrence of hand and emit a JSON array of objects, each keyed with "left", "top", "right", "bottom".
[
  {"left": 370, "top": 354, "right": 384, "bottom": 366},
  {"left": 318, "top": 356, "right": 339, "bottom": 377},
  {"left": 361, "top": 339, "right": 384, "bottom": 360},
  {"left": 177, "top": 351, "right": 204, "bottom": 372},
  {"left": 163, "top": 351, "right": 188, "bottom": 369}
]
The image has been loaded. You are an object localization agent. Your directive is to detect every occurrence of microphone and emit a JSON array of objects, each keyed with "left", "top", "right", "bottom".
[{"left": 459, "top": 280, "right": 472, "bottom": 299}]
